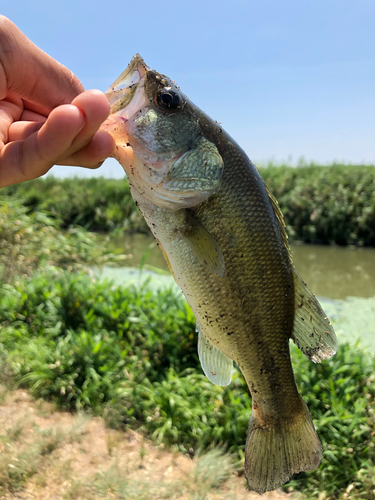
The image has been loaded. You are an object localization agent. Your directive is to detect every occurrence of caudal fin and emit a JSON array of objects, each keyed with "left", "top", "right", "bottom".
[{"left": 245, "top": 400, "right": 321, "bottom": 493}]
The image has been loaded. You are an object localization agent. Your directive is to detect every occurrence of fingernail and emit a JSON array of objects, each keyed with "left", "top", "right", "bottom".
[{"left": 90, "top": 89, "right": 105, "bottom": 97}]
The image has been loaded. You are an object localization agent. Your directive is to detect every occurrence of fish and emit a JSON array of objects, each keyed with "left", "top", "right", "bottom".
[{"left": 101, "top": 54, "right": 337, "bottom": 493}]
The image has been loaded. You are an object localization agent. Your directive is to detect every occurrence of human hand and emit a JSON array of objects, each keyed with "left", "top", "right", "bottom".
[{"left": 0, "top": 16, "right": 115, "bottom": 187}]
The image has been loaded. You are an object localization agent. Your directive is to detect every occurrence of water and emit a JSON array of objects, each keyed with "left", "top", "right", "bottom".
[
  {"left": 102, "top": 233, "right": 375, "bottom": 300},
  {"left": 97, "top": 233, "right": 375, "bottom": 353},
  {"left": 291, "top": 244, "right": 375, "bottom": 300}
]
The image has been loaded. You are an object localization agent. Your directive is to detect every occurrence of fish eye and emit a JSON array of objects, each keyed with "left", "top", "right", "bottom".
[{"left": 156, "top": 88, "right": 182, "bottom": 110}]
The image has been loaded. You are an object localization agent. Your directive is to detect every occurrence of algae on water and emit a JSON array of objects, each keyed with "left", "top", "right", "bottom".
[{"left": 321, "top": 296, "right": 375, "bottom": 354}]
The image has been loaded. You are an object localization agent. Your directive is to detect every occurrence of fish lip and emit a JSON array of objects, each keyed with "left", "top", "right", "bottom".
[{"left": 105, "top": 54, "right": 149, "bottom": 114}]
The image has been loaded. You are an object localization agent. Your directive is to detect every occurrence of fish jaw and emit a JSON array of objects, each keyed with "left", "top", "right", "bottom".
[
  {"left": 103, "top": 55, "right": 171, "bottom": 205},
  {"left": 105, "top": 54, "right": 149, "bottom": 114}
]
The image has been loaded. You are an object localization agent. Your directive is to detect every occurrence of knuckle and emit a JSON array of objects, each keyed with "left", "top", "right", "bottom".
[{"left": 0, "top": 16, "right": 15, "bottom": 62}]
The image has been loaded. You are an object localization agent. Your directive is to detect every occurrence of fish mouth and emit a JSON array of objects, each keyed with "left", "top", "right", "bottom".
[{"left": 105, "top": 54, "right": 149, "bottom": 115}]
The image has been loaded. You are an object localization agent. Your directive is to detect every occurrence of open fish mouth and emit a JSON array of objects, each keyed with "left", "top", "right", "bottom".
[{"left": 105, "top": 54, "right": 149, "bottom": 116}]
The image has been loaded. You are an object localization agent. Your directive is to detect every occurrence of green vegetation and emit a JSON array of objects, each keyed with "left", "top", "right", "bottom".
[
  {"left": 0, "top": 176, "right": 147, "bottom": 233},
  {"left": 1, "top": 174, "right": 375, "bottom": 498},
  {"left": 0, "top": 200, "right": 127, "bottom": 283},
  {"left": 1, "top": 162, "right": 374, "bottom": 245},
  {"left": 260, "top": 163, "right": 375, "bottom": 246},
  {"left": 0, "top": 267, "right": 374, "bottom": 499}
]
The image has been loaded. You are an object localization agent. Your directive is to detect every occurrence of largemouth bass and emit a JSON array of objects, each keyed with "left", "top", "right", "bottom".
[{"left": 102, "top": 55, "right": 337, "bottom": 493}]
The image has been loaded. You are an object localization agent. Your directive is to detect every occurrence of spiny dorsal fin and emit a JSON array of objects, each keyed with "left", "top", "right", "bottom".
[
  {"left": 197, "top": 324, "right": 233, "bottom": 386},
  {"left": 291, "top": 269, "right": 337, "bottom": 362},
  {"left": 263, "top": 181, "right": 293, "bottom": 263}
]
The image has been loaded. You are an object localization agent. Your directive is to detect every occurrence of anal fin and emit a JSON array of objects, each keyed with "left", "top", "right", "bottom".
[{"left": 197, "top": 324, "right": 233, "bottom": 386}]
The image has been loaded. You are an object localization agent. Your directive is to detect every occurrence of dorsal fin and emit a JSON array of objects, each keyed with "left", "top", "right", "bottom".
[
  {"left": 263, "top": 181, "right": 293, "bottom": 263},
  {"left": 258, "top": 171, "right": 337, "bottom": 362},
  {"left": 291, "top": 270, "right": 337, "bottom": 362}
]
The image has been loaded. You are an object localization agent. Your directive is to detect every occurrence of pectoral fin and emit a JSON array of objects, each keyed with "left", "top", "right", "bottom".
[
  {"left": 291, "top": 270, "right": 337, "bottom": 362},
  {"left": 179, "top": 211, "right": 225, "bottom": 278},
  {"left": 197, "top": 324, "right": 233, "bottom": 386}
]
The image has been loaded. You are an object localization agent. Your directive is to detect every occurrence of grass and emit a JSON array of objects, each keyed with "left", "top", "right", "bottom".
[
  {"left": 0, "top": 176, "right": 148, "bottom": 233},
  {"left": 0, "top": 393, "right": 84, "bottom": 496},
  {"left": 260, "top": 163, "right": 375, "bottom": 246},
  {"left": 93, "top": 448, "right": 237, "bottom": 500}
]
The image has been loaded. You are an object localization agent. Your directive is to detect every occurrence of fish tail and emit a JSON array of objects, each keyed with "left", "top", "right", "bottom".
[{"left": 245, "top": 398, "right": 321, "bottom": 493}]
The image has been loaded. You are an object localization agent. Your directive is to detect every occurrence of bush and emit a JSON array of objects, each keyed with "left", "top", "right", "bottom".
[
  {"left": 291, "top": 342, "right": 375, "bottom": 498},
  {"left": 0, "top": 270, "right": 198, "bottom": 401},
  {"left": 0, "top": 201, "right": 126, "bottom": 283},
  {"left": 1, "top": 164, "right": 374, "bottom": 245},
  {"left": 0, "top": 177, "right": 147, "bottom": 232},
  {"left": 260, "top": 163, "right": 375, "bottom": 246}
]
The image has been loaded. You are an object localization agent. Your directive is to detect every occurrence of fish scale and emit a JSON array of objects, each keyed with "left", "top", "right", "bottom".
[{"left": 102, "top": 54, "right": 337, "bottom": 493}]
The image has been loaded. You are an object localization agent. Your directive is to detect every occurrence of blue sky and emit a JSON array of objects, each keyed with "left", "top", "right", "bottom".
[{"left": 3, "top": 0, "right": 375, "bottom": 178}]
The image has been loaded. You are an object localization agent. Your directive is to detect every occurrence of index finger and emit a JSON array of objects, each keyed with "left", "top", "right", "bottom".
[{"left": 0, "top": 16, "right": 84, "bottom": 110}]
